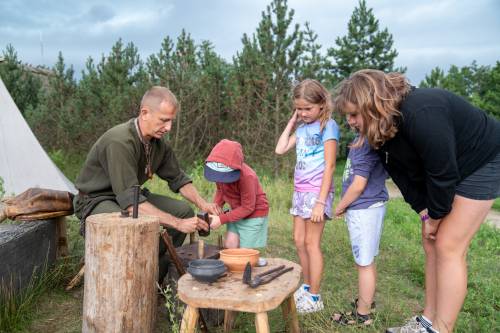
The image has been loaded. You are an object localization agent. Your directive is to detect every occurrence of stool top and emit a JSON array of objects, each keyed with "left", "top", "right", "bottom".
[{"left": 177, "top": 258, "right": 301, "bottom": 313}]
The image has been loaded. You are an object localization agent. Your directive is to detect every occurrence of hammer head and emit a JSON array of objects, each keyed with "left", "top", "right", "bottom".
[{"left": 242, "top": 262, "right": 252, "bottom": 284}]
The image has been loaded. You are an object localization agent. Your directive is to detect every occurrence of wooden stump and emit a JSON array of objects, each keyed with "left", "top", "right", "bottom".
[{"left": 82, "top": 213, "right": 159, "bottom": 333}]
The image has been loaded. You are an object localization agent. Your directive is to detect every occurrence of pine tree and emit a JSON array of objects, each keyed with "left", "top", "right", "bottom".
[
  {"left": 26, "top": 52, "right": 77, "bottom": 150},
  {"left": 299, "top": 22, "right": 328, "bottom": 82},
  {"left": 231, "top": 0, "right": 303, "bottom": 172},
  {"left": 0, "top": 44, "right": 42, "bottom": 115},
  {"left": 420, "top": 67, "right": 446, "bottom": 88},
  {"left": 477, "top": 61, "right": 500, "bottom": 119},
  {"left": 327, "top": 0, "right": 403, "bottom": 83}
]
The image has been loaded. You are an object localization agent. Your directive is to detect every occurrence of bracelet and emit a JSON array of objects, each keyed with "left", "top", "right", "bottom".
[
  {"left": 420, "top": 214, "right": 430, "bottom": 223},
  {"left": 315, "top": 199, "right": 326, "bottom": 206}
]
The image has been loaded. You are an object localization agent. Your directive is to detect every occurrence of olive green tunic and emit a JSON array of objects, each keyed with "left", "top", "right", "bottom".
[{"left": 74, "top": 119, "right": 192, "bottom": 222}]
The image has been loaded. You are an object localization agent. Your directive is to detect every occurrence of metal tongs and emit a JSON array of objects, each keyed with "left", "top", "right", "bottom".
[{"left": 242, "top": 262, "right": 293, "bottom": 288}]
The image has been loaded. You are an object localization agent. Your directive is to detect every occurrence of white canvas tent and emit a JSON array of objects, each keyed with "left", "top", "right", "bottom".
[{"left": 0, "top": 77, "right": 76, "bottom": 195}]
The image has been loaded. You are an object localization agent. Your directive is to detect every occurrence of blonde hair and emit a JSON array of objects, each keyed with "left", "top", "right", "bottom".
[
  {"left": 333, "top": 69, "right": 411, "bottom": 149},
  {"left": 293, "top": 79, "right": 332, "bottom": 131},
  {"left": 141, "top": 86, "right": 179, "bottom": 112}
]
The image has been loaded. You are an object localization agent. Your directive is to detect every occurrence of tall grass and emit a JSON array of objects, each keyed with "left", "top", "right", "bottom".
[{"left": 0, "top": 263, "right": 66, "bottom": 333}]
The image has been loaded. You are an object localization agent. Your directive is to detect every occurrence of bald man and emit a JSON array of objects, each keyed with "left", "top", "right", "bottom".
[{"left": 74, "top": 86, "right": 217, "bottom": 281}]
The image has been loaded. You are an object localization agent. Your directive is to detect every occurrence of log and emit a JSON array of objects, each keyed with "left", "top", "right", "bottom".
[{"left": 82, "top": 213, "right": 159, "bottom": 333}]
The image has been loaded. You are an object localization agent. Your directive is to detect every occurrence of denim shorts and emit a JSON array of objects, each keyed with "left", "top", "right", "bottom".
[
  {"left": 345, "top": 203, "right": 387, "bottom": 266},
  {"left": 289, "top": 191, "right": 333, "bottom": 220},
  {"left": 456, "top": 152, "right": 500, "bottom": 200}
]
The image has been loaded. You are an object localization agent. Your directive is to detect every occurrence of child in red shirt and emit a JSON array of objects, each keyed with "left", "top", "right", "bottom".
[{"left": 204, "top": 139, "right": 269, "bottom": 252}]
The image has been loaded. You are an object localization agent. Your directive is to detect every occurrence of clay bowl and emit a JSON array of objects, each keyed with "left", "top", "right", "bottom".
[
  {"left": 219, "top": 248, "right": 260, "bottom": 272},
  {"left": 187, "top": 259, "right": 227, "bottom": 283}
]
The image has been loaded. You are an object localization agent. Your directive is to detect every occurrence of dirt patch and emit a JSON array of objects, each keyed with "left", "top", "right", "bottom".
[{"left": 386, "top": 180, "right": 500, "bottom": 229}]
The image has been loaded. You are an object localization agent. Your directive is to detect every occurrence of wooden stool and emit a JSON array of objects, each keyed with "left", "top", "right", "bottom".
[{"left": 177, "top": 258, "right": 301, "bottom": 333}]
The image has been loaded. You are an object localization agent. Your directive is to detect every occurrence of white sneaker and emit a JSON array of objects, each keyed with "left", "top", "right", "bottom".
[
  {"left": 385, "top": 316, "right": 428, "bottom": 333},
  {"left": 293, "top": 287, "right": 307, "bottom": 304},
  {"left": 296, "top": 295, "right": 324, "bottom": 314}
]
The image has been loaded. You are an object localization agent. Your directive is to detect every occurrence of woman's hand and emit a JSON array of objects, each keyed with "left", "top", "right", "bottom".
[
  {"left": 209, "top": 215, "right": 222, "bottom": 230},
  {"left": 311, "top": 203, "right": 325, "bottom": 223},
  {"left": 423, "top": 218, "right": 441, "bottom": 240}
]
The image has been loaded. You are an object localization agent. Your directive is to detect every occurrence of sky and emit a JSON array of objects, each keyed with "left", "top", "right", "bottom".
[{"left": 1, "top": 0, "right": 499, "bottom": 84}]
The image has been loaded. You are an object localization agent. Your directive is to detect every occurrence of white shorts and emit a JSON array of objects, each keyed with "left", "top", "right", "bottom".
[{"left": 345, "top": 203, "right": 386, "bottom": 266}]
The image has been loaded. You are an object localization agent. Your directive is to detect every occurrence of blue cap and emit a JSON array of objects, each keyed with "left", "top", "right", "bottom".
[{"left": 204, "top": 162, "right": 240, "bottom": 183}]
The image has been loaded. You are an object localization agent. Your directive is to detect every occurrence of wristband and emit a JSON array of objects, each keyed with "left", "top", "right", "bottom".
[
  {"left": 315, "top": 199, "right": 326, "bottom": 206},
  {"left": 420, "top": 214, "right": 430, "bottom": 223}
]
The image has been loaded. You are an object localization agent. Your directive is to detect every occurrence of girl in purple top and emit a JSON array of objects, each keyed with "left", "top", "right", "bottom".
[
  {"left": 276, "top": 79, "right": 340, "bottom": 314},
  {"left": 331, "top": 136, "right": 388, "bottom": 326}
]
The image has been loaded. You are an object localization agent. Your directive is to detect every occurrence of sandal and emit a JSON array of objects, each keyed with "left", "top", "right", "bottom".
[
  {"left": 331, "top": 311, "right": 374, "bottom": 326},
  {"left": 351, "top": 298, "right": 376, "bottom": 313}
]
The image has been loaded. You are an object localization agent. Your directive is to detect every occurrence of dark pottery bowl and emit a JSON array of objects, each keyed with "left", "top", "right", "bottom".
[{"left": 187, "top": 259, "right": 227, "bottom": 283}]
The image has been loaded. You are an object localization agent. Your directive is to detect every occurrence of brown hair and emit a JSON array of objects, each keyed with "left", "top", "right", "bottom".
[
  {"left": 293, "top": 79, "right": 332, "bottom": 131},
  {"left": 141, "top": 86, "right": 179, "bottom": 112},
  {"left": 333, "top": 69, "right": 411, "bottom": 148}
]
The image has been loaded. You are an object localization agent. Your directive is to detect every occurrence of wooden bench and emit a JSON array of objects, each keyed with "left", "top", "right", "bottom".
[{"left": 177, "top": 258, "right": 301, "bottom": 333}]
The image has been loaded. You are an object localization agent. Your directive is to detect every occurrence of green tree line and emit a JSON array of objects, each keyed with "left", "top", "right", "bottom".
[{"left": 1, "top": 0, "right": 498, "bottom": 174}]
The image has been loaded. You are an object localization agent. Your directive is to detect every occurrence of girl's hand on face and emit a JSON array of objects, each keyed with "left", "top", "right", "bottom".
[
  {"left": 289, "top": 110, "right": 298, "bottom": 127},
  {"left": 311, "top": 203, "right": 325, "bottom": 223},
  {"left": 209, "top": 215, "right": 222, "bottom": 230}
]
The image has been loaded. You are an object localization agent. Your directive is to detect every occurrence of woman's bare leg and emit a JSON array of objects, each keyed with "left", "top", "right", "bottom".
[{"left": 433, "top": 195, "right": 493, "bottom": 333}]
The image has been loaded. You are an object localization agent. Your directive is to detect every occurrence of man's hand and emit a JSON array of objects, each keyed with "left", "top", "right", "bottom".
[
  {"left": 422, "top": 218, "right": 441, "bottom": 240},
  {"left": 201, "top": 202, "right": 223, "bottom": 215},
  {"left": 161, "top": 217, "right": 199, "bottom": 234},
  {"left": 209, "top": 215, "right": 222, "bottom": 230},
  {"left": 311, "top": 203, "right": 325, "bottom": 223}
]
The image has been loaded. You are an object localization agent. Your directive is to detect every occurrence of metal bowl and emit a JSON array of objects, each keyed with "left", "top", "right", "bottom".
[{"left": 187, "top": 259, "right": 227, "bottom": 283}]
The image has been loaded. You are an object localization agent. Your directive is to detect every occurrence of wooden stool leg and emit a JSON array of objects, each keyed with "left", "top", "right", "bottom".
[
  {"left": 224, "top": 310, "right": 237, "bottom": 332},
  {"left": 281, "top": 296, "right": 300, "bottom": 333},
  {"left": 180, "top": 305, "right": 199, "bottom": 333},
  {"left": 255, "top": 312, "right": 270, "bottom": 333},
  {"left": 55, "top": 216, "right": 69, "bottom": 258}
]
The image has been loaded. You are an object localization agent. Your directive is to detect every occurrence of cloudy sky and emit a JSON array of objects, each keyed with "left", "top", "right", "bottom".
[{"left": 1, "top": 0, "right": 499, "bottom": 84}]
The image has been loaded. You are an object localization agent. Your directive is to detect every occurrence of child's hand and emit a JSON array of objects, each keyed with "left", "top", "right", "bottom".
[
  {"left": 311, "top": 203, "right": 325, "bottom": 223},
  {"left": 335, "top": 206, "right": 345, "bottom": 217},
  {"left": 209, "top": 215, "right": 222, "bottom": 230},
  {"left": 289, "top": 110, "right": 299, "bottom": 127}
]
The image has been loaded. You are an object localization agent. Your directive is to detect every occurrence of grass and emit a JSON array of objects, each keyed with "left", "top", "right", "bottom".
[
  {"left": 493, "top": 198, "right": 500, "bottom": 211},
  {"left": 7, "top": 159, "right": 500, "bottom": 332},
  {"left": 0, "top": 261, "right": 68, "bottom": 333}
]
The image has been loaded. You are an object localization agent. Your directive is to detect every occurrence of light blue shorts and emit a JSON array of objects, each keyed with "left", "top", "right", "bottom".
[
  {"left": 226, "top": 216, "right": 269, "bottom": 248},
  {"left": 345, "top": 203, "right": 386, "bottom": 266}
]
